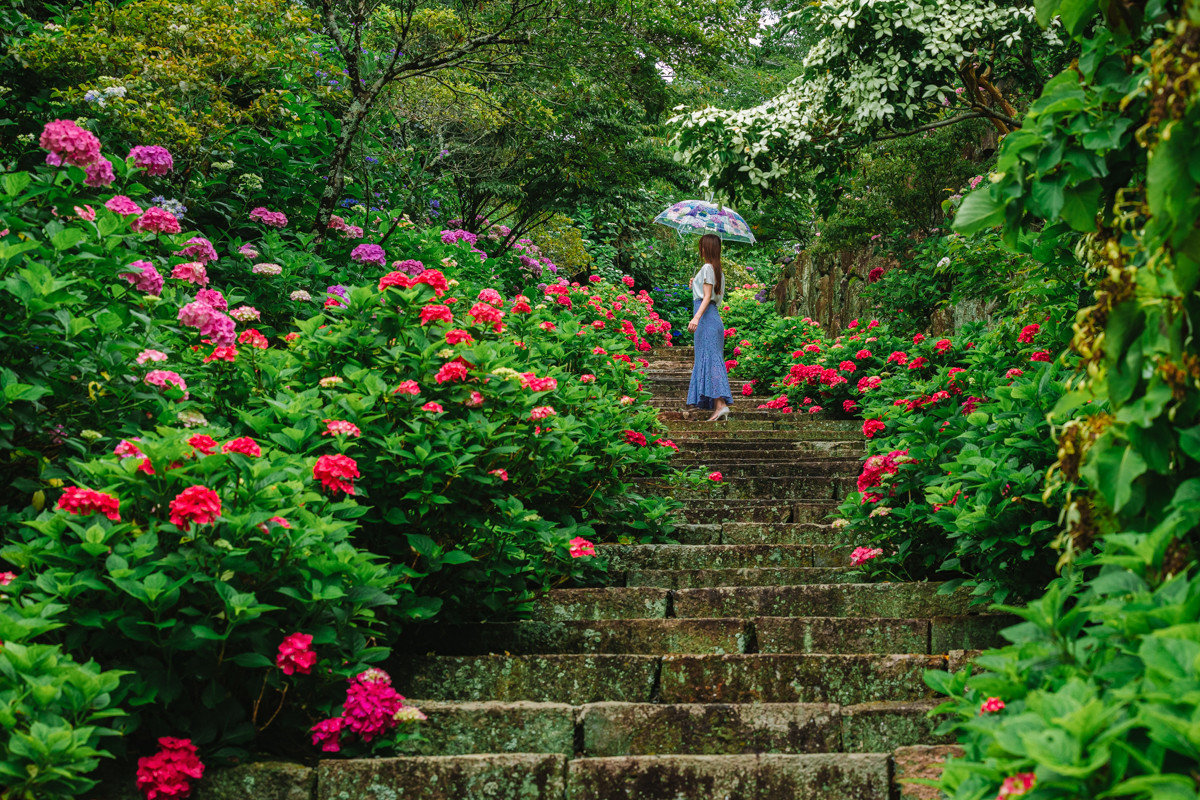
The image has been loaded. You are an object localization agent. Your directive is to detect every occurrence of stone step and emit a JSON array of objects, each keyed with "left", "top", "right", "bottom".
[
  {"left": 670, "top": 522, "right": 846, "bottom": 546},
  {"left": 402, "top": 614, "right": 1012, "bottom": 657},
  {"left": 667, "top": 460, "right": 860, "bottom": 478},
  {"left": 658, "top": 653, "right": 943, "bottom": 704},
  {"left": 599, "top": 543, "right": 846, "bottom": 570},
  {"left": 672, "top": 583, "right": 972, "bottom": 620},
  {"left": 397, "top": 653, "right": 943, "bottom": 705},
  {"left": 676, "top": 442, "right": 866, "bottom": 459},
  {"left": 406, "top": 618, "right": 751, "bottom": 655},
  {"left": 315, "top": 753, "right": 566, "bottom": 799},
  {"left": 392, "top": 700, "right": 951, "bottom": 759},
  {"left": 567, "top": 753, "right": 892, "bottom": 799},
  {"left": 662, "top": 419, "right": 862, "bottom": 436},
  {"left": 646, "top": 475, "right": 855, "bottom": 500},
  {"left": 679, "top": 500, "right": 837, "bottom": 524},
  {"left": 626, "top": 567, "right": 856, "bottom": 589}
]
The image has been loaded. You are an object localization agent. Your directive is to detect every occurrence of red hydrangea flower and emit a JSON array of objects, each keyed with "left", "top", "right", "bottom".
[
  {"left": 654, "top": 438, "right": 679, "bottom": 451},
  {"left": 1031, "top": 350, "right": 1051, "bottom": 362},
  {"left": 838, "top": 360, "right": 856, "bottom": 372},
  {"left": 1005, "top": 368, "right": 1024, "bottom": 379},
  {"left": 623, "top": 430, "right": 648, "bottom": 447},
  {"left": 276, "top": 632, "right": 317, "bottom": 675},
  {"left": 708, "top": 471, "right": 723, "bottom": 482},
  {"left": 934, "top": 338, "right": 952, "bottom": 352},
  {"left": 422, "top": 401, "right": 444, "bottom": 413},
  {"left": 489, "top": 468, "right": 509, "bottom": 481},
  {"left": 414, "top": 269, "right": 449, "bottom": 296},
  {"left": 913, "top": 333, "right": 926, "bottom": 344},
  {"left": 188, "top": 435, "right": 218, "bottom": 455},
  {"left": 997, "top": 773, "right": 1035, "bottom": 797},
  {"left": 467, "top": 301, "right": 505, "bottom": 330},
  {"left": 311, "top": 717, "right": 346, "bottom": 753},
  {"left": 238, "top": 329, "right": 269, "bottom": 349},
  {"left": 1018, "top": 323, "right": 1040, "bottom": 343},
  {"left": 135, "top": 737, "right": 204, "bottom": 800},
  {"left": 221, "top": 437, "right": 261, "bottom": 457},
  {"left": 980, "top": 696, "right": 1005, "bottom": 714},
  {"left": 169, "top": 486, "right": 222, "bottom": 531},
  {"left": 314, "top": 454, "right": 360, "bottom": 495},
  {"left": 57, "top": 487, "right": 121, "bottom": 521},
  {"left": 867, "top": 266, "right": 885, "bottom": 282},
  {"left": 203, "top": 345, "right": 237, "bottom": 363},
  {"left": 435, "top": 361, "right": 469, "bottom": 384},
  {"left": 886, "top": 351, "right": 908, "bottom": 365},
  {"left": 742, "top": 383, "right": 754, "bottom": 397},
  {"left": 393, "top": 380, "right": 421, "bottom": 396},
  {"left": 378, "top": 272, "right": 412, "bottom": 291},
  {"left": 445, "top": 328, "right": 474, "bottom": 345},
  {"left": 843, "top": 399, "right": 857, "bottom": 413},
  {"left": 849, "top": 546, "right": 883, "bottom": 566},
  {"left": 569, "top": 537, "right": 596, "bottom": 557},
  {"left": 420, "top": 304, "right": 453, "bottom": 325},
  {"left": 907, "top": 357, "right": 929, "bottom": 370}
]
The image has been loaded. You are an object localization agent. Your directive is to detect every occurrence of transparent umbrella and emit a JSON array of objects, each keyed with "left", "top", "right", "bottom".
[{"left": 652, "top": 199, "right": 756, "bottom": 244}]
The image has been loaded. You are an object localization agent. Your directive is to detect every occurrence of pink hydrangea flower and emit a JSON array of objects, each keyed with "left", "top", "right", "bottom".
[
  {"left": 57, "top": 487, "right": 121, "bottom": 521},
  {"left": 84, "top": 157, "right": 115, "bottom": 187},
  {"left": 221, "top": 437, "right": 261, "bottom": 457},
  {"left": 114, "top": 439, "right": 145, "bottom": 459},
  {"left": 135, "top": 737, "right": 204, "bottom": 800},
  {"left": 393, "top": 380, "right": 421, "bottom": 396},
  {"left": 144, "top": 369, "right": 189, "bottom": 399},
  {"left": 120, "top": 260, "right": 164, "bottom": 295},
  {"left": 997, "top": 773, "right": 1035, "bottom": 797},
  {"left": 466, "top": 391, "right": 484, "bottom": 407},
  {"left": 0, "top": 571, "right": 14, "bottom": 586},
  {"left": 136, "top": 349, "right": 168, "bottom": 365},
  {"left": 194, "top": 288, "right": 226, "bottom": 310},
  {"left": 341, "top": 669, "right": 405, "bottom": 743},
  {"left": 237, "top": 244, "right": 259, "bottom": 258},
  {"left": 105, "top": 195, "right": 143, "bottom": 216},
  {"left": 530, "top": 406, "right": 556, "bottom": 420},
  {"left": 175, "top": 236, "right": 218, "bottom": 264},
  {"left": 569, "top": 536, "right": 596, "bottom": 557},
  {"left": 313, "top": 454, "right": 360, "bottom": 495},
  {"left": 177, "top": 301, "right": 235, "bottom": 347},
  {"left": 229, "top": 305, "right": 260, "bottom": 322},
  {"left": 708, "top": 471, "right": 723, "bottom": 482},
  {"left": 132, "top": 207, "right": 182, "bottom": 234},
  {"left": 128, "top": 145, "right": 174, "bottom": 176},
  {"left": 171, "top": 262, "right": 208, "bottom": 287},
  {"left": 39, "top": 119, "right": 101, "bottom": 167},
  {"left": 276, "top": 632, "right": 317, "bottom": 675},
  {"left": 489, "top": 468, "right": 508, "bottom": 481},
  {"left": 862, "top": 419, "right": 886, "bottom": 438},
  {"left": 849, "top": 546, "right": 883, "bottom": 566},
  {"left": 310, "top": 717, "right": 346, "bottom": 753},
  {"left": 322, "top": 419, "right": 362, "bottom": 437},
  {"left": 249, "top": 207, "right": 288, "bottom": 228},
  {"left": 422, "top": 401, "right": 445, "bottom": 413},
  {"left": 168, "top": 486, "right": 221, "bottom": 531}
]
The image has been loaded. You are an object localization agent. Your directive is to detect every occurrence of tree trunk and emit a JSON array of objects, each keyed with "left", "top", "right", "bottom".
[{"left": 315, "top": 98, "right": 372, "bottom": 233}]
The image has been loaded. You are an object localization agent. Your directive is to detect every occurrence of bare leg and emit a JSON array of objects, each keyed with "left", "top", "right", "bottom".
[{"left": 706, "top": 398, "right": 728, "bottom": 422}]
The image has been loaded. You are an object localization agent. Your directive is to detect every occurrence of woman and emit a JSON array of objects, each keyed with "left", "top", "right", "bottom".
[{"left": 686, "top": 233, "right": 732, "bottom": 421}]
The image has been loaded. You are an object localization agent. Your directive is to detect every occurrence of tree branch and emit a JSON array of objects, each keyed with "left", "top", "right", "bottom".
[{"left": 874, "top": 111, "right": 1019, "bottom": 141}]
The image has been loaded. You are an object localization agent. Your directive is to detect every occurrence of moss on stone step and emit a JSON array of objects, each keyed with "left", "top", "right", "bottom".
[
  {"left": 658, "top": 653, "right": 943, "bottom": 704},
  {"left": 673, "top": 583, "right": 972, "bottom": 619},
  {"left": 396, "top": 655, "right": 659, "bottom": 703},
  {"left": 842, "top": 701, "right": 952, "bottom": 751},
  {"left": 566, "top": 753, "right": 891, "bottom": 800},
  {"left": 316, "top": 754, "right": 565, "bottom": 800},
  {"left": 627, "top": 567, "right": 855, "bottom": 589},
  {"left": 580, "top": 702, "right": 842, "bottom": 757},
  {"left": 393, "top": 701, "right": 576, "bottom": 756},
  {"left": 755, "top": 616, "right": 930, "bottom": 654},
  {"left": 403, "top": 619, "right": 751, "bottom": 656},
  {"left": 530, "top": 588, "right": 668, "bottom": 621}
]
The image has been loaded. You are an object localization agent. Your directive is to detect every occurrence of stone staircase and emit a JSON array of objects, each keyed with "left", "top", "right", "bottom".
[{"left": 358, "top": 346, "right": 996, "bottom": 799}]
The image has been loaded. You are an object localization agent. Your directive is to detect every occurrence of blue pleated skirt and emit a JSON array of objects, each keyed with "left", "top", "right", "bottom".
[{"left": 687, "top": 299, "right": 733, "bottom": 410}]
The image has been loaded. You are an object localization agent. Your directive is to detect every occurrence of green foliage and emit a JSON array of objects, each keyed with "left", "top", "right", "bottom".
[
  {"left": 4, "top": 430, "right": 397, "bottom": 756},
  {"left": 926, "top": 0, "right": 1200, "bottom": 796},
  {"left": 0, "top": 603, "right": 126, "bottom": 800}
]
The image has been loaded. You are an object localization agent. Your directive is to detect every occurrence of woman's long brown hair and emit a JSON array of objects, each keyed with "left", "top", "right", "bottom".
[{"left": 699, "top": 233, "right": 723, "bottom": 297}]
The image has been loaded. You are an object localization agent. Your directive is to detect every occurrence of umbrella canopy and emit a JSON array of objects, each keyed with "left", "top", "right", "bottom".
[{"left": 653, "top": 199, "right": 756, "bottom": 244}]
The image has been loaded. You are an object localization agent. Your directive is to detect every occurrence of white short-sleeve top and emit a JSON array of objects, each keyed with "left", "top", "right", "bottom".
[{"left": 691, "top": 263, "right": 722, "bottom": 302}]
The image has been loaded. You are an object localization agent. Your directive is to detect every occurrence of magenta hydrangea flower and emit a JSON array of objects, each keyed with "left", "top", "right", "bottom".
[
  {"left": 128, "top": 145, "right": 174, "bottom": 176},
  {"left": 310, "top": 717, "right": 345, "bottom": 753},
  {"left": 105, "top": 195, "right": 143, "bottom": 216},
  {"left": 177, "top": 301, "right": 235, "bottom": 347},
  {"left": 119, "top": 260, "right": 164, "bottom": 296},
  {"left": 175, "top": 236, "right": 218, "bottom": 264},
  {"left": 132, "top": 206, "right": 182, "bottom": 234},
  {"left": 84, "top": 157, "right": 115, "bottom": 188},
  {"left": 342, "top": 669, "right": 404, "bottom": 743},
  {"left": 351, "top": 243, "right": 386, "bottom": 266},
  {"left": 39, "top": 119, "right": 101, "bottom": 167},
  {"left": 144, "top": 369, "right": 189, "bottom": 399}
]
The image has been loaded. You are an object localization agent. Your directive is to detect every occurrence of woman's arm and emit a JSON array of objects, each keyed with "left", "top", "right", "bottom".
[{"left": 688, "top": 282, "right": 713, "bottom": 332}]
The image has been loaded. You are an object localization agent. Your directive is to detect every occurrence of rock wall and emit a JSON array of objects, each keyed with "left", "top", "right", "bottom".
[
  {"left": 772, "top": 247, "right": 898, "bottom": 332},
  {"left": 771, "top": 248, "right": 997, "bottom": 334}
]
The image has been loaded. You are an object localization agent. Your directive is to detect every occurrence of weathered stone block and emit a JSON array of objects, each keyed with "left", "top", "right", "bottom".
[
  {"left": 396, "top": 655, "right": 659, "bottom": 703},
  {"left": 317, "top": 754, "right": 565, "bottom": 800},
  {"left": 580, "top": 702, "right": 842, "bottom": 757},
  {"left": 658, "top": 654, "right": 942, "bottom": 704},
  {"left": 601, "top": 544, "right": 815, "bottom": 571},
  {"left": 192, "top": 762, "right": 315, "bottom": 800},
  {"left": 673, "top": 583, "right": 972, "bottom": 620},
  {"left": 842, "top": 701, "right": 951, "bottom": 751},
  {"left": 627, "top": 567, "right": 851, "bottom": 589},
  {"left": 720, "top": 522, "right": 841, "bottom": 545},
  {"left": 530, "top": 588, "right": 668, "bottom": 622},
  {"left": 566, "top": 753, "right": 891, "bottom": 800},
  {"left": 394, "top": 701, "right": 575, "bottom": 756},
  {"left": 755, "top": 616, "right": 930, "bottom": 655},
  {"left": 930, "top": 614, "right": 1019, "bottom": 653}
]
